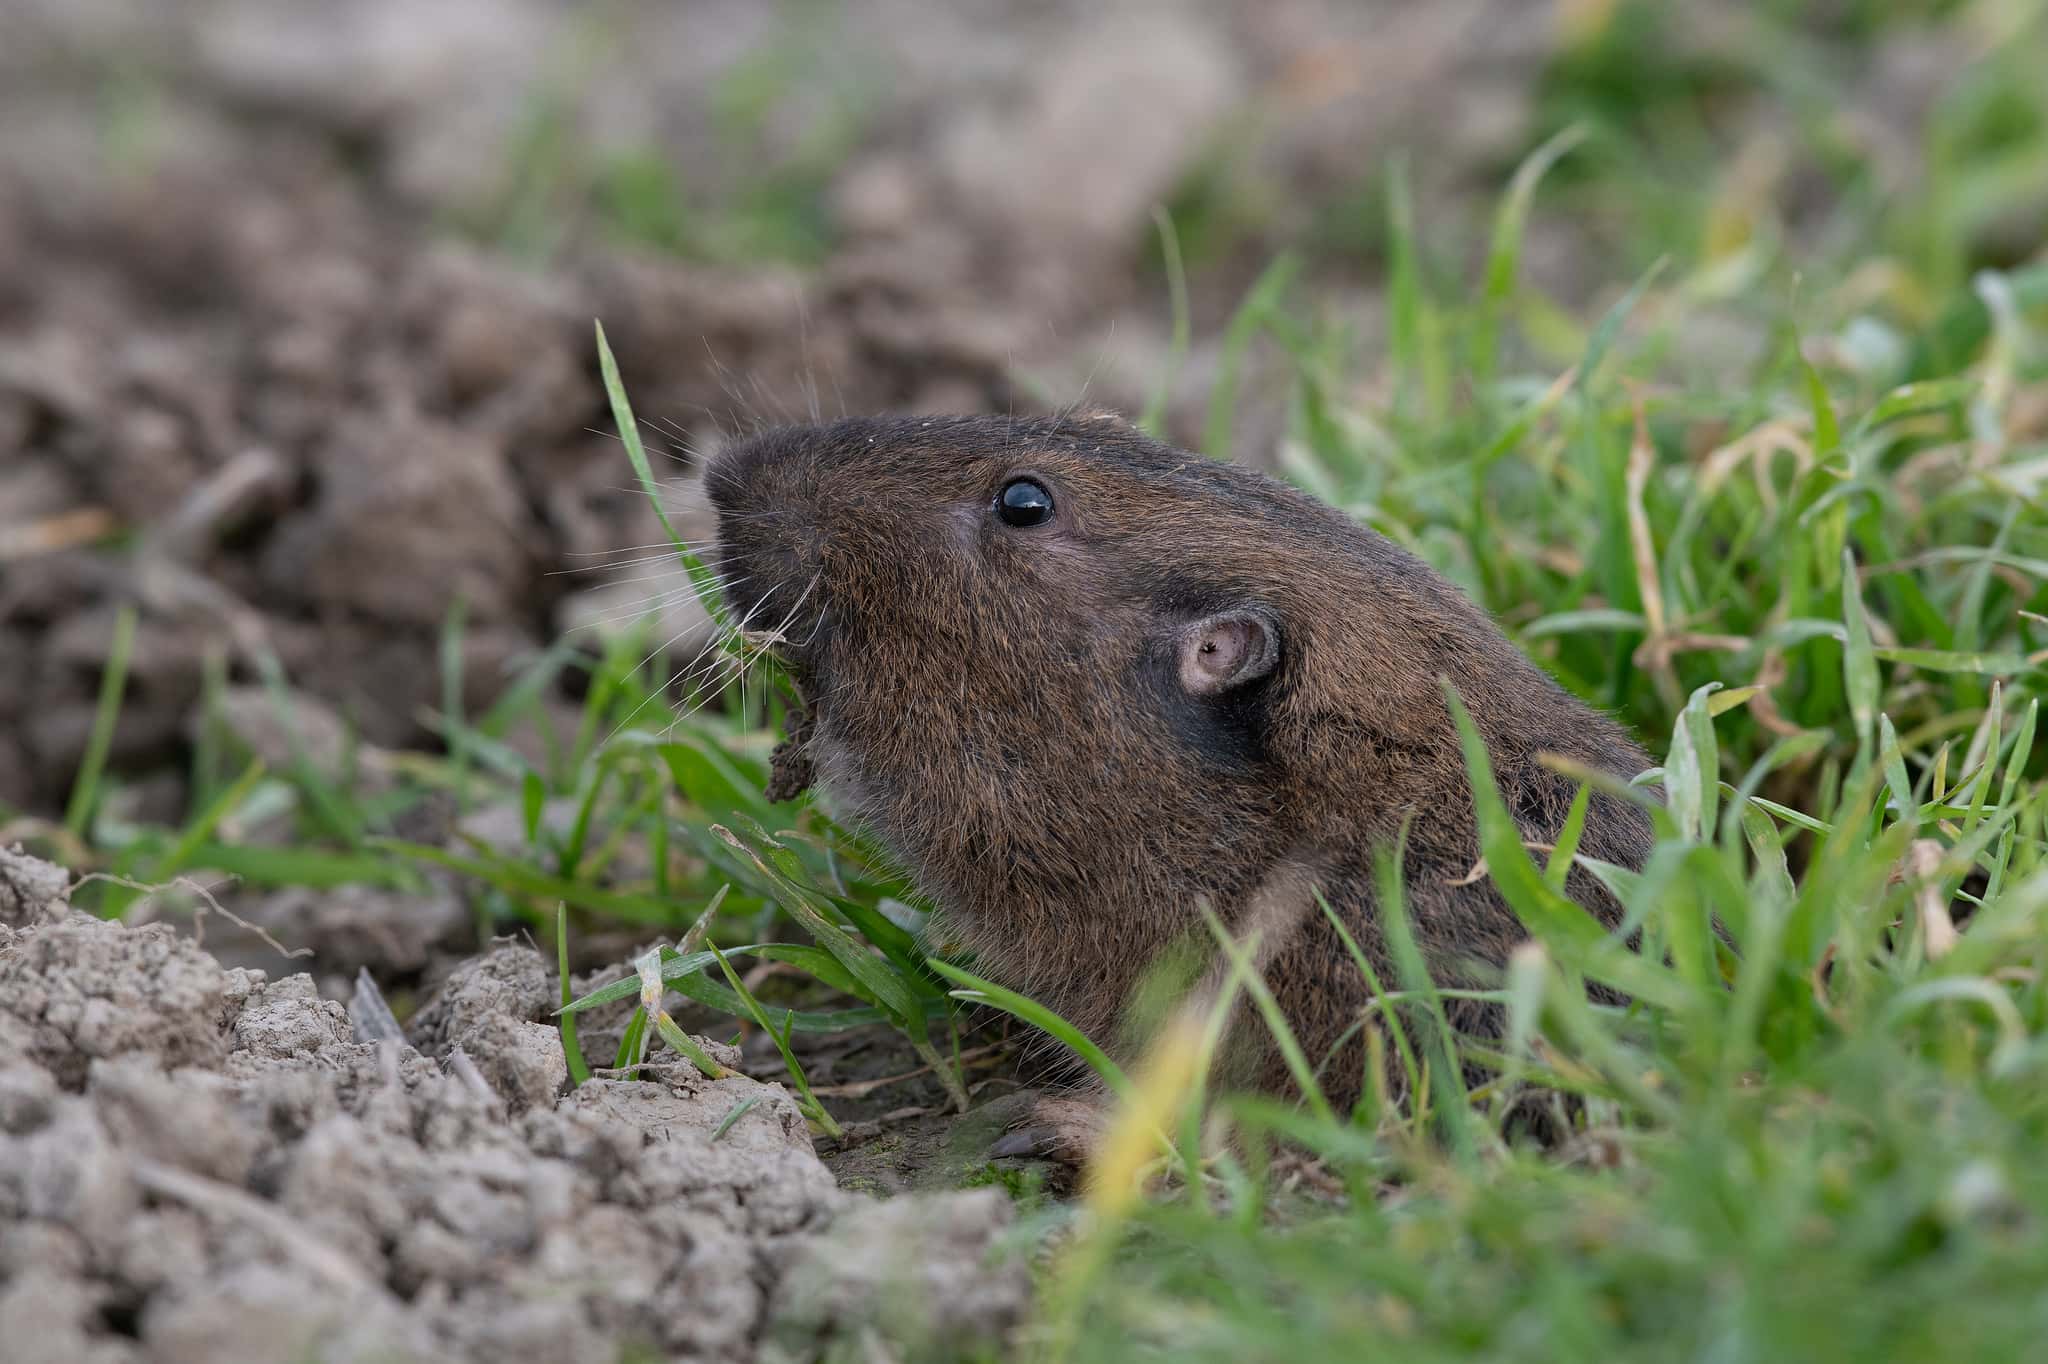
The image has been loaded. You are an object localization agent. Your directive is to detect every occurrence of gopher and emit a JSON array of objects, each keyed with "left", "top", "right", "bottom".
[{"left": 706, "top": 412, "right": 1653, "bottom": 1145}]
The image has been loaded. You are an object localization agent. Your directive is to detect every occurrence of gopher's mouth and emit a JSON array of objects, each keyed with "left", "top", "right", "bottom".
[{"left": 723, "top": 572, "right": 827, "bottom": 804}]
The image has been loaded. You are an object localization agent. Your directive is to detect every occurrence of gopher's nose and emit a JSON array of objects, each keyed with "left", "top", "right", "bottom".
[{"left": 706, "top": 429, "right": 829, "bottom": 631}]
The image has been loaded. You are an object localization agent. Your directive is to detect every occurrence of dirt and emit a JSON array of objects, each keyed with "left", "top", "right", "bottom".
[
  {"left": 0, "top": 844, "right": 1033, "bottom": 1363},
  {"left": 0, "top": 5, "right": 1989, "bottom": 1356}
]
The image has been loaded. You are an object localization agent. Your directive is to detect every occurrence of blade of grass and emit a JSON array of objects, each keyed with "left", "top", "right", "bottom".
[
  {"left": 1312, "top": 888, "right": 1424, "bottom": 1127},
  {"left": 613, "top": 1006, "right": 649, "bottom": 1074},
  {"left": 593, "top": 319, "right": 733, "bottom": 636},
  {"left": 1841, "top": 547, "right": 1879, "bottom": 753},
  {"left": 711, "top": 1095, "right": 763, "bottom": 1142},
  {"left": 707, "top": 939, "right": 842, "bottom": 1137},
  {"left": 1138, "top": 206, "right": 1191, "bottom": 437},
  {"left": 439, "top": 596, "right": 472, "bottom": 813},
  {"left": 64, "top": 603, "right": 137, "bottom": 840},
  {"left": 1199, "top": 905, "right": 1337, "bottom": 1127},
  {"left": 1372, "top": 828, "right": 1476, "bottom": 1163},
  {"left": 1545, "top": 782, "right": 1594, "bottom": 891},
  {"left": 1984, "top": 699, "right": 2038, "bottom": 901},
  {"left": 557, "top": 902, "right": 591, "bottom": 1087},
  {"left": 1203, "top": 253, "right": 1300, "bottom": 460},
  {"left": 177, "top": 841, "right": 414, "bottom": 890},
  {"left": 1472, "top": 123, "right": 1589, "bottom": 389},
  {"left": 711, "top": 824, "right": 930, "bottom": 1031},
  {"left": 376, "top": 837, "right": 688, "bottom": 923},
  {"left": 635, "top": 946, "right": 731, "bottom": 1080},
  {"left": 105, "top": 757, "right": 268, "bottom": 918},
  {"left": 1444, "top": 682, "right": 1692, "bottom": 1011},
  {"left": 928, "top": 958, "right": 1132, "bottom": 1102}
]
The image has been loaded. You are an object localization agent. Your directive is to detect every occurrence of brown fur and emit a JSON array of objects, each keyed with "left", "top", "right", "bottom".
[{"left": 707, "top": 413, "right": 1654, "bottom": 1122}]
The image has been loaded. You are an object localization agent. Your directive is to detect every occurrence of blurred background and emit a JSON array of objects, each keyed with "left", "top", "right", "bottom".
[{"left": 1, "top": 0, "right": 2043, "bottom": 830}]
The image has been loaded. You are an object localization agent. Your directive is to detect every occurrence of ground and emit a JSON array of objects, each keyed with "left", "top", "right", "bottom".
[{"left": 2, "top": 2, "right": 2045, "bottom": 1362}]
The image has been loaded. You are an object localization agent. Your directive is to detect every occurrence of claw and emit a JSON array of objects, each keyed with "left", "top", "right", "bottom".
[{"left": 989, "top": 1125, "right": 1057, "bottom": 1160}]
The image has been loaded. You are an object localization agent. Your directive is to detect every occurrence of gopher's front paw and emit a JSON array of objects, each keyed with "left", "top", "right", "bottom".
[{"left": 987, "top": 1093, "right": 1112, "bottom": 1172}]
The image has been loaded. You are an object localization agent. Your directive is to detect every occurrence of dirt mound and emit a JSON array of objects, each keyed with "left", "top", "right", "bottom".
[
  {"left": 0, "top": 848, "right": 1030, "bottom": 1363},
  {"left": 0, "top": 154, "right": 1022, "bottom": 816}
]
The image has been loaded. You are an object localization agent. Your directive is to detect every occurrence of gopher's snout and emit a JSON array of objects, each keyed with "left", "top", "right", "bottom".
[{"left": 704, "top": 442, "right": 829, "bottom": 651}]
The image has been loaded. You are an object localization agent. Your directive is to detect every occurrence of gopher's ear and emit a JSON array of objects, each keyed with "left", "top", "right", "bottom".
[{"left": 1178, "top": 609, "right": 1279, "bottom": 696}]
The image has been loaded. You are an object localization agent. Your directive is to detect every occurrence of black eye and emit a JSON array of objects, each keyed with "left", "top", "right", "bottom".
[{"left": 995, "top": 478, "right": 1055, "bottom": 528}]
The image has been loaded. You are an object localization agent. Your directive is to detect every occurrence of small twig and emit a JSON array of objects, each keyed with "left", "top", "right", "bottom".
[
  {"left": 1744, "top": 647, "right": 1810, "bottom": 740},
  {"left": 145, "top": 448, "right": 289, "bottom": 565},
  {"left": 741, "top": 958, "right": 791, "bottom": 992},
  {"left": 1624, "top": 398, "right": 1678, "bottom": 710},
  {"left": 810, "top": 1041, "right": 1011, "bottom": 1098},
  {"left": 70, "top": 872, "right": 312, "bottom": 960},
  {"left": 0, "top": 505, "right": 118, "bottom": 561},
  {"left": 592, "top": 1061, "right": 705, "bottom": 1081}
]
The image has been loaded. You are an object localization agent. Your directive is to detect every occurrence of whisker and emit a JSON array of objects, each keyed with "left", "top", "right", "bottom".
[
  {"left": 560, "top": 538, "right": 722, "bottom": 559},
  {"left": 651, "top": 591, "right": 794, "bottom": 734},
  {"left": 580, "top": 424, "right": 696, "bottom": 465},
  {"left": 558, "top": 567, "right": 745, "bottom": 621},
  {"left": 550, "top": 565, "right": 739, "bottom": 602},
  {"left": 563, "top": 586, "right": 719, "bottom": 636},
  {"left": 606, "top": 577, "right": 782, "bottom": 737},
  {"left": 636, "top": 415, "right": 695, "bottom": 456},
  {"left": 547, "top": 555, "right": 723, "bottom": 580},
  {"left": 798, "top": 603, "right": 830, "bottom": 649},
  {"left": 598, "top": 613, "right": 749, "bottom": 748},
  {"left": 653, "top": 414, "right": 708, "bottom": 454},
  {"left": 666, "top": 570, "right": 818, "bottom": 735}
]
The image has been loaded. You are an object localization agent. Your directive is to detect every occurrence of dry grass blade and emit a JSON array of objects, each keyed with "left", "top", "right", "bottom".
[
  {"left": 1625, "top": 398, "right": 1678, "bottom": 708},
  {"left": 1904, "top": 838, "right": 1960, "bottom": 961}
]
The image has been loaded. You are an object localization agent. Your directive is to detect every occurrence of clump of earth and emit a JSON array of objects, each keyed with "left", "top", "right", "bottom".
[{"left": 0, "top": 843, "right": 1034, "bottom": 1364}]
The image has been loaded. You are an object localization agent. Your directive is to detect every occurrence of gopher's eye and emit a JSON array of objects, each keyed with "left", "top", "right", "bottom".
[{"left": 995, "top": 478, "right": 1055, "bottom": 528}]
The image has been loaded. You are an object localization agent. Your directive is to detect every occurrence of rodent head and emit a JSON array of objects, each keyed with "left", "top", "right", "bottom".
[
  {"left": 710, "top": 413, "right": 1300, "bottom": 757},
  {"left": 705, "top": 412, "right": 1630, "bottom": 1014}
]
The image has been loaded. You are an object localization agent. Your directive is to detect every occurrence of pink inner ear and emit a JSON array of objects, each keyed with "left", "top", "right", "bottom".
[{"left": 1183, "top": 619, "right": 1253, "bottom": 693}]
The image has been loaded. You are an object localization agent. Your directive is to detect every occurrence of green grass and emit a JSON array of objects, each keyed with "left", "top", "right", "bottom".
[
  {"left": 62, "top": 603, "right": 136, "bottom": 839},
  {"left": 31, "top": 5, "right": 2048, "bottom": 1361}
]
